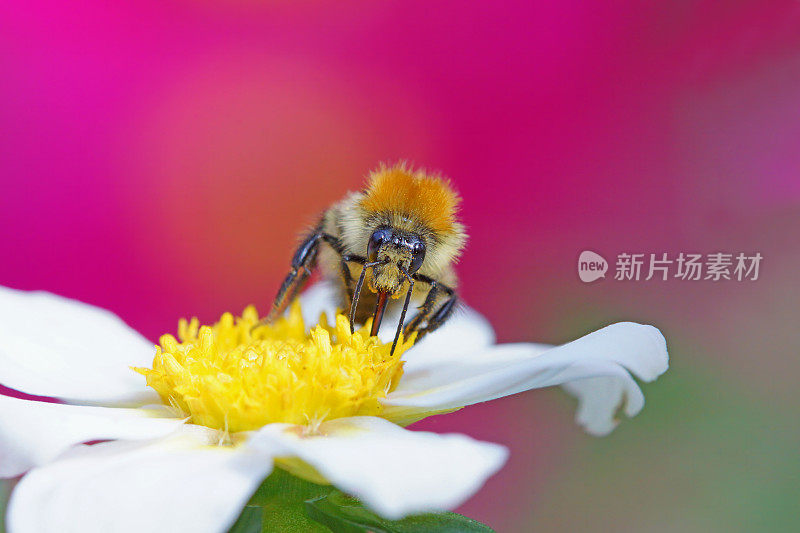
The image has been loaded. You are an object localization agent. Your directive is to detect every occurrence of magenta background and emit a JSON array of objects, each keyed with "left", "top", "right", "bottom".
[{"left": 2, "top": 2, "right": 800, "bottom": 531}]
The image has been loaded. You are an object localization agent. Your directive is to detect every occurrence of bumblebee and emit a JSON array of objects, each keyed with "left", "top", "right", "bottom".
[{"left": 265, "top": 162, "right": 466, "bottom": 353}]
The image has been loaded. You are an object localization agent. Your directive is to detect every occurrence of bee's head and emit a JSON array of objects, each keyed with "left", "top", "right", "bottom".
[
  {"left": 366, "top": 227, "right": 425, "bottom": 294},
  {"left": 348, "top": 162, "right": 466, "bottom": 285}
]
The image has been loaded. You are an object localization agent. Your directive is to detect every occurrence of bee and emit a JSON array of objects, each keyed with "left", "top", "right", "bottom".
[{"left": 264, "top": 162, "right": 466, "bottom": 354}]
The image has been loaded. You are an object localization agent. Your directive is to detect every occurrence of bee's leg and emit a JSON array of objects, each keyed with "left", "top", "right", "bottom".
[
  {"left": 263, "top": 231, "right": 324, "bottom": 323},
  {"left": 404, "top": 275, "right": 457, "bottom": 341},
  {"left": 264, "top": 228, "right": 367, "bottom": 326},
  {"left": 265, "top": 230, "right": 350, "bottom": 322},
  {"left": 414, "top": 293, "right": 458, "bottom": 341},
  {"left": 338, "top": 254, "right": 366, "bottom": 303},
  {"left": 402, "top": 284, "right": 439, "bottom": 336}
]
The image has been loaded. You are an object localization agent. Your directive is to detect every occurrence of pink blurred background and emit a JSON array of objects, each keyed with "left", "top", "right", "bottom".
[{"left": 2, "top": 1, "right": 799, "bottom": 531}]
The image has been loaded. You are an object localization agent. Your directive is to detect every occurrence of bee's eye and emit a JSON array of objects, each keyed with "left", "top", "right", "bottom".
[
  {"left": 409, "top": 241, "right": 426, "bottom": 274},
  {"left": 368, "top": 228, "right": 392, "bottom": 261}
]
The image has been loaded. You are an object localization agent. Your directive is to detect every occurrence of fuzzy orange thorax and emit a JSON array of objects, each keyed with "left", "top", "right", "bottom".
[{"left": 359, "top": 163, "right": 461, "bottom": 235}]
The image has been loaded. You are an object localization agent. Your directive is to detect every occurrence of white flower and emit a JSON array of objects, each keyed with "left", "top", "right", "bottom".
[{"left": 0, "top": 283, "right": 668, "bottom": 533}]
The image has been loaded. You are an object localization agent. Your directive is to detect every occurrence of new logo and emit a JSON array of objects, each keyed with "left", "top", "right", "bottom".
[{"left": 578, "top": 250, "right": 608, "bottom": 283}]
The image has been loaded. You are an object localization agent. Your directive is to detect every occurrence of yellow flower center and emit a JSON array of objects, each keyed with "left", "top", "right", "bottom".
[{"left": 134, "top": 303, "right": 413, "bottom": 433}]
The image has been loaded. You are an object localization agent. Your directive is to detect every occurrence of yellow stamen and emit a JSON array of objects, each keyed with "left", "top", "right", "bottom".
[{"left": 134, "top": 302, "right": 414, "bottom": 433}]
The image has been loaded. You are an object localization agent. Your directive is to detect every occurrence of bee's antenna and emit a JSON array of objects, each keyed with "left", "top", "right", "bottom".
[
  {"left": 391, "top": 266, "right": 415, "bottom": 355},
  {"left": 350, "top": 259, "right": 386, "bottom": 334}
]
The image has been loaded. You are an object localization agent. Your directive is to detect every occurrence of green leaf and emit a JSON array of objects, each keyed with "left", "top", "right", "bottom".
[{"left": 305, "top": 491, "right": 495, "bottom": 533}]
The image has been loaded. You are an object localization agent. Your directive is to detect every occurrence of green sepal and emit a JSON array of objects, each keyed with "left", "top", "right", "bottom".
[
  {"left": 230, "top": 468, "right": 494, "bottom": 533},
  {"left": 241, "top": 467, "right": 333, "bottom": 533},
  {"left": 304, "top": 490, "right": 495, "bottom": 533},
  {"left": 228, "top": 506, "right": 263, "bottom": 533}
]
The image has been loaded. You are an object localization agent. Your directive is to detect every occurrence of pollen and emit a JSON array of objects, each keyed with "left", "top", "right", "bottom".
[{"left": 134, "top": 302, "right": 413, "bottom": 433}]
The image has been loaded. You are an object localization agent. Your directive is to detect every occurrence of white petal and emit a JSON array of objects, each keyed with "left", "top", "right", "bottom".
[
  {"left": 299, "top": 282, "right": 495, "bottom": 360},
  {"left": 7, "top": 429, "right": 274, "bottom": 533},
  {"left": 384, "top": 322, "right": 668, "bottom": 434},
  {"left": 0, "top": 395, "right": 183, "bottom": 478},
  {"left": 562, "top": 376, "right": 638, "bottom": 436},
  {"left": 0, "top": 286, "right": 159, "bottom": 405},
  {"left": 298, "top": 282, "right": 340, "bottom": 324},
  {"left": 248, "top": 416, "right": 507, "bottom": 520},
  {"left": 399, "top": 305, "right": 495, "bottom": 365}
]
